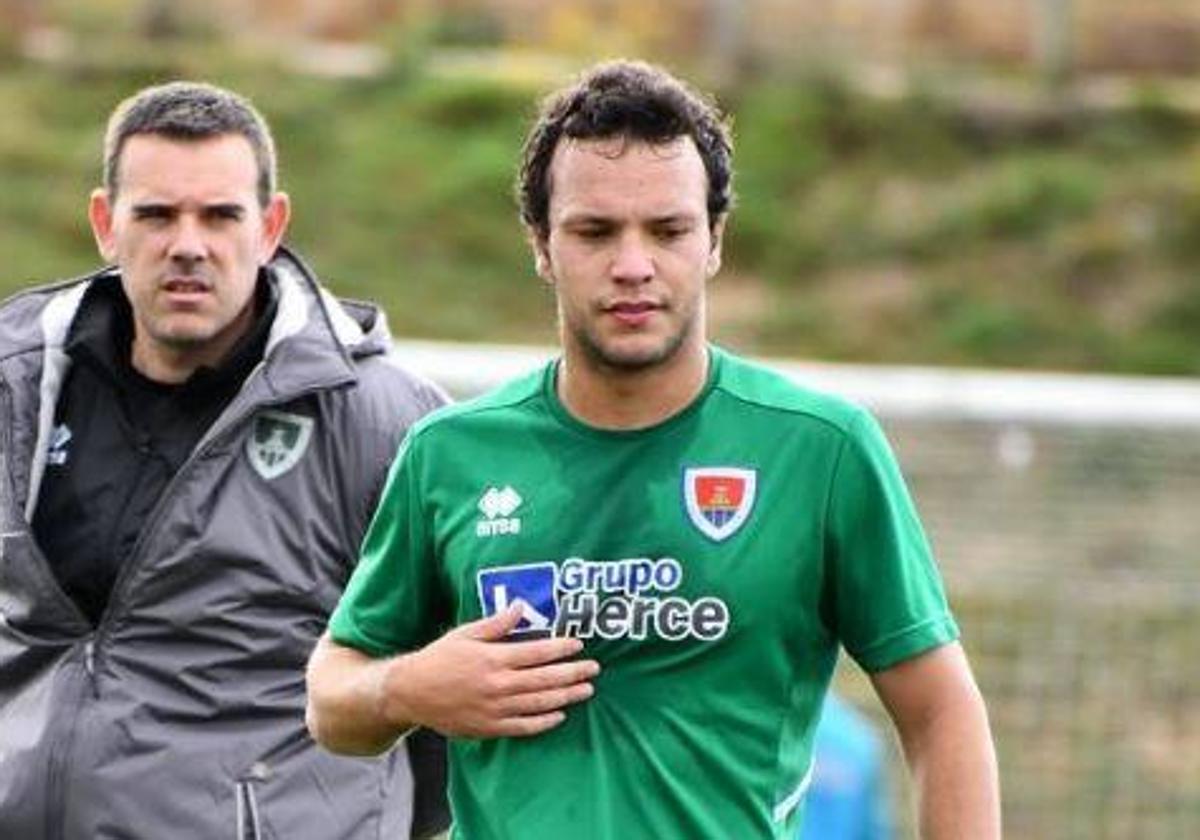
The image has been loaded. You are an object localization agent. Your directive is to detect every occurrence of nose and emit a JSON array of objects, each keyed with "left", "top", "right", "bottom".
[
  {"left": 167, "top": 215, "right": 207, "bottom": 271},
  {"left": 610, "top": 232, "right": 653, "bottom": 285}
]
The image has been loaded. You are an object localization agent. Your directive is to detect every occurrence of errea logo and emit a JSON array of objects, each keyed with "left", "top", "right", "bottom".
[{"left": 476, "top": 485, "right": 522, "bottom": 537}]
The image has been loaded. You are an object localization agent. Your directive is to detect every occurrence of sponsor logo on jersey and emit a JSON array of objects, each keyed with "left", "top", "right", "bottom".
[
  {"left": 246, "top": 410, "right": 313, "bottom": 480},
  {"left": 476, "top": 485, "right": 522, "bottom": 537},
  {"left": 47, "top": 423, "right": 73, "bottom": 466},
  {"left": 477, "top": 563, "right": 557, "bottom": 639},
  {"left": 683, "top": 467, "right": 757, "bottom": 542},
  {"left": 476, "top": 556, "right": 730, "bottom": 643}
]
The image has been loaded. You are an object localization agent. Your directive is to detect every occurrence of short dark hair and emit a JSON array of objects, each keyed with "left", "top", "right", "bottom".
[
  {"left": 103, "top": 81, "right": 277, "bottom": 206},
  {"left": 518, "top": 60, "right": 734, "bottom": 238}
]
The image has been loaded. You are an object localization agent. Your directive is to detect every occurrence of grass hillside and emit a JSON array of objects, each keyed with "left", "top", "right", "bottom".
[{"left": 2, "top": 45, "right": 1198, "bottom": 375}]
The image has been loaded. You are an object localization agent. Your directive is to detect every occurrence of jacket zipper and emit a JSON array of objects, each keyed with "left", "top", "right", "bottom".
[
  {"left": 45, "top": 385, "right": 327, "bottom": 840},
  {"left": 45, "top": 636, "right": 97, "bottom": 840},
  {"left": 18, "top": 265, "right": 363, "bottom": 837},
  {"left": 87, "top": 379, "right": 347, "bottom": 674},
  {"left": 84, "top": 638, "right": 97, "bottom": 687}
]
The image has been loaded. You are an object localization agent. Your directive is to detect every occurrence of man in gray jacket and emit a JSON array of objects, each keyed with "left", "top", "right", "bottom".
[{"left": 0, "top": 82, "right": 447, "bottom": 838}]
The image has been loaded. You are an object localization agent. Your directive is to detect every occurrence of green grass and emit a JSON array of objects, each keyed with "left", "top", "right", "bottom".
[{"left": 2, "top": 47, "right": 1199, "bottom": 374}]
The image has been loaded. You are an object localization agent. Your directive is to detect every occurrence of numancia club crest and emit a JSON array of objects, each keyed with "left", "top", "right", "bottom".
[{"left": 683, "top": 467, "right": 757, "bottom": 542}]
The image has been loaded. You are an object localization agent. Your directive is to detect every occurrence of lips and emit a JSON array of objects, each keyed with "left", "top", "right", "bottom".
[
  {"left": 159, "top": 276, "right": 214, "bottom": 310},
  {"left": 163, "top": 277, "right": 211, "bottom": 293},
  {"left": 604, "top": 299, "right": 661, "bottom": 327}
]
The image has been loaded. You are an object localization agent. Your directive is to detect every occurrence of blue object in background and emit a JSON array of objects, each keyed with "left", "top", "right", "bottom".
[{"left": 799, "top": 693, "right": 895, "bottom": 840}]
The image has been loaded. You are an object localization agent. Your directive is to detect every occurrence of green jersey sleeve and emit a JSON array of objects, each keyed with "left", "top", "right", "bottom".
[
  {"left": 825, "top": 408, "right": 959, "bottom": 672},
  {"left": 328, "top": 433, "right": 445, "bottom": 657}
]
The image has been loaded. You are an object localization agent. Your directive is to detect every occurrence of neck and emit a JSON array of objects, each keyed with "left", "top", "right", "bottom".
[
  {"left": 557, "top": 341, "right": 709, "bottom": 430},
  {"left": 130, "top": 339, "right": 218, "bottom": 384},
  {"left": 130, "top": 309, "right": 255, "bottom": 385}
]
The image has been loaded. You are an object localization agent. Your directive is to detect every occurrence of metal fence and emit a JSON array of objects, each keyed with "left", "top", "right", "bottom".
[{"left": 867, "top": 415, "right": 1200, "bottom": 839}]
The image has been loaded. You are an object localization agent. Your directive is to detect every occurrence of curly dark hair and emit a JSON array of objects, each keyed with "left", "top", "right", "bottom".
[{"left": 518, "top": 60, "right": 734, "bottom": 238}]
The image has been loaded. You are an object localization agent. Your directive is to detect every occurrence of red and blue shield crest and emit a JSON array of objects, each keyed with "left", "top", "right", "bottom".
[{"left": 683, "top": 467, "right": 757, "bottom": 542}]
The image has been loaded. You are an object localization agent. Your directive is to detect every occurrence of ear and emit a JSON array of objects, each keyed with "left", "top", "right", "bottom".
[
  {"left": 88, "top": 188, "right": 118, "bottom": 263},
  {"left": 258, "top": 192, "right": 292, "bottom": 263},
  {"left": 529, "top": 231, "right": 554, "bottom": 284},
  {"left": 706, "top": 215, "right": 726, "bottom": 279}
]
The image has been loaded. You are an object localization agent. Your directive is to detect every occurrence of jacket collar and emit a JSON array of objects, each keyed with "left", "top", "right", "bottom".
[
  {"left": 15, "top": 246, "right": 391, "bottom": 520},
  {"left": 252, "top": 245, "right": 395, "bottom": 399},
  {"left": 32, "top": 246, "right": 391, "bottom": 402},
  {"left": 64, "top": 270, "right": 278, "bottom": 402}
]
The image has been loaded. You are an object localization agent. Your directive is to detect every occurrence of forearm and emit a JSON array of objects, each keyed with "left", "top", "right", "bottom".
[
  {"left": 872, "top": 643, "right": 1001, "bottom": 840},
  {"left": 305, "top": 632, "right": 414, "bottom": 756},
  {"left": 900, "top": 676, "right": 1001, "bottom": 838}
]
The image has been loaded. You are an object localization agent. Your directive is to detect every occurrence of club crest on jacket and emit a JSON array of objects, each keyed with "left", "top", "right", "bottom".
[{"left": 247, "top": 410, "right": 314, "bottom": 480}]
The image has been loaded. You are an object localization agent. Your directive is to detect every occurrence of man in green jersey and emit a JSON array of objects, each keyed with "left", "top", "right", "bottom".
[{"left": 306, "top": 61, "right": 1000, "bottom": 839}]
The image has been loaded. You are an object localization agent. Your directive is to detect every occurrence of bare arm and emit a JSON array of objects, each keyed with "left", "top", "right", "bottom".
[
  {"left": 870, "top": 642, "right": 1001, "bottom": 840},
  {"left": 305, "top": 604, "right": 600, "bottom": 755}
]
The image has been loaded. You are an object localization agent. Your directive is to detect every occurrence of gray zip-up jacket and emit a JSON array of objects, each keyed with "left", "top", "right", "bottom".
[{"left": 0, "top": 248, "right": 446, "bottom": 839}]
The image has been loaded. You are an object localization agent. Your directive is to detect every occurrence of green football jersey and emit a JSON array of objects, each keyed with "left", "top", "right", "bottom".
[{"left": 329, "top": 346, "right": 958, "bottom": 840}]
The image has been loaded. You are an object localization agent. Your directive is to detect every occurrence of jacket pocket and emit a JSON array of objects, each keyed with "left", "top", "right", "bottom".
[{"left": 235, "top": 779, "right": 263, "bottom": 840}]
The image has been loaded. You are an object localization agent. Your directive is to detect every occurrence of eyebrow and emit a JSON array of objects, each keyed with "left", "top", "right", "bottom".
[
  {"left": 560, "top": 211, "right": 699, "bottom": 227},
  {"left": 647, "top": 213, "right": 699, "bottom": 226},
  {"left": 131, "top": 202, "right": 175, "bottom": 215},
  {"left": 203, "top": 203, "right": 246, "bottom": 217},
  {"left": 129, "top": 201, "right": 247, "bottom": 216},
  {"left": 560, "top": 214, "right": 614, "bottom": 227}
]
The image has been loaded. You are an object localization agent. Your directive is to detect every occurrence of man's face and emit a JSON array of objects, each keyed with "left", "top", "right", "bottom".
[
  {"left": 89, "top": 133, "right": 289, "bottom": 378},
  {"left": 534, "top": 136, "right": 722, "bottom": 373}
]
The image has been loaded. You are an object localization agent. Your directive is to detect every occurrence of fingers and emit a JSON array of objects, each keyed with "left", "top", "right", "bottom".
[
  {"left": 440, "top": 686, "right": 590, "bottom": 739},
  {"left": 405, "top": 614, "right": 603, "bottom": 740},
  {"left": 497, "top": 681, "right": 596, "bottom": 717},
  {"left": 453, "top": 609, "right": 587, "bottom": 668},
  {"left": 501, "top": 636, "right": 586, "bottom": 667},
  {"left": 494, "top": 658, "right": 600, "bottom": 695},
  {"left": 473, "top": 660, "right": 598, "bottom": 737},
  {"left": 487, "top": 711, "right": 568, "bottom": 738},
  {"left": 458, "top": 602, "right": 525, "bottom": 641}
]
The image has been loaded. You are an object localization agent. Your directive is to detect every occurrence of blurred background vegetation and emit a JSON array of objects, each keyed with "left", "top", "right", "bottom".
[
  {"left": 4, "top": 4, "right": 1199, "bottom": 838},
  {"left": 2, "top": 0, "right": 1200, "bottom": 375}
]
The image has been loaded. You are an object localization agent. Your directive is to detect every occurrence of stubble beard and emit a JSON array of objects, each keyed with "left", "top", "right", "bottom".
[
  {"left": 135, "top": 291, "right": 255, "bottom": 365},
  {"left": 140, "top": 303, "right": 228, "bottom": 349},
  {"left": 565, "top": 303, "right": 698, "bottom": 375}
]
